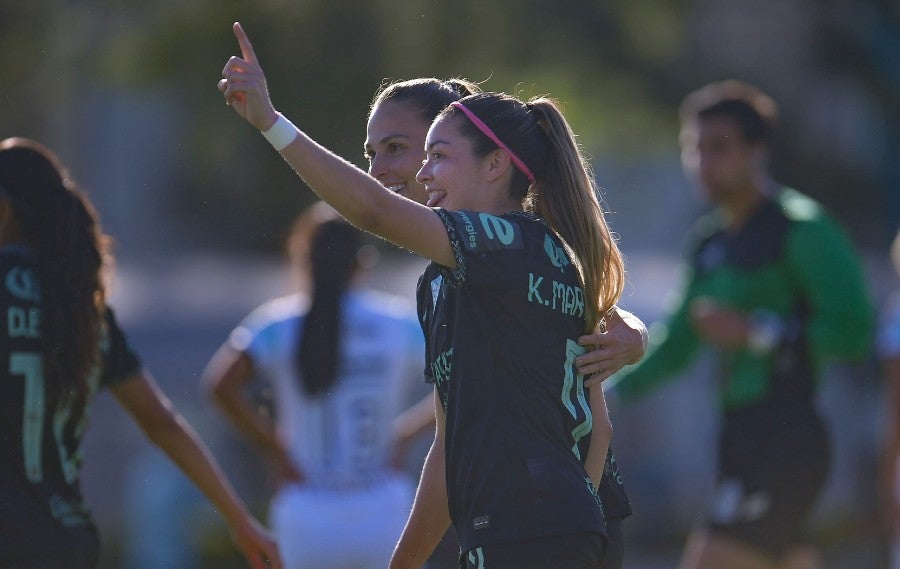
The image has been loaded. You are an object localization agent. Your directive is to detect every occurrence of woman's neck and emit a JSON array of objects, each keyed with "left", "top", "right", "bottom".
[{"left": 481, "top": 195, "right": 523, "bottom": 216}]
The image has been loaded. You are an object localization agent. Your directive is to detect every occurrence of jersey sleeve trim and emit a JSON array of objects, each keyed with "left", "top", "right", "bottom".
[{"left": 433, "top": 208, "right": 467, "bottom": 286}]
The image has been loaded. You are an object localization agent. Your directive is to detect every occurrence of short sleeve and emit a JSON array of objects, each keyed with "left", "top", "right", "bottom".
[
  {"left": 100, "top": 307, "right": 142, "bottom": 388},
  {"left": 229, "top": 314, "right": 277, "bottom": 363},
  {"left": 432, "top": 208, "right": 526, "bottom": 287},
  {"left": 228, "top": 324, "right": 255, "bottom": 354},
  {"left": 227, "top": 295, "right": 305, "bottom": 363}
]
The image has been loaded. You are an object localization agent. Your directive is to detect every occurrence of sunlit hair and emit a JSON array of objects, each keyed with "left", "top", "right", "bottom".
[
  {"left": 440, "top": 93, "right": 625, "bottom": 332},
  {"left": 369, "top": 77, "right": 482, "bottom": 125},
  {"left": 0, "top": 137, "right": 107, "bottom": 417},
  {"left": 292, "top": 202, "right": 366, "bottom": 397},
  {"left": 679, "top": 80, "right": 779, "bottom": 147}
]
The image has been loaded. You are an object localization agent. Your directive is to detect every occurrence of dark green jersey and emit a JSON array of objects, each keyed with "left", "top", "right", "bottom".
[
  {"left": 613, "top": 188, "right": 873, "bottom": 409},
  {"left": 0, "top": 246, "right": 141, "bottom": 557}
]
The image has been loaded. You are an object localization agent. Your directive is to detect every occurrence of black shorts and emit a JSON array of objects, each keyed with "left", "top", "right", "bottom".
[
  {"left": 460, "top": 532, "right": 605, "bottom": 569},
  {"left": 603, "top": 518, "right": 624, "bottom": 569},
  {"left": 704, "top": 403, "right": 830, "bottom": 560},
  {"left": 597, "top": 448, "right": 633, "bottom": 521},
  {"left": 0, "top": 522, "right": 99, "bottom": 569},
  {"left": 0, "top": 489, "right": 100, "bottom": 569}
]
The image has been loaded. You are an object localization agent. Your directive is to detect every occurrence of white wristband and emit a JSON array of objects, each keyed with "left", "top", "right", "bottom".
[{"left": 261, "top": 113, "right": 298, "bottom": 151}]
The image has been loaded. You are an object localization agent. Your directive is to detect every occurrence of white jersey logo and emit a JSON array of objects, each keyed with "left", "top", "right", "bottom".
[{"left": 430, "top": 274, "right": 443, "bottom": 311}]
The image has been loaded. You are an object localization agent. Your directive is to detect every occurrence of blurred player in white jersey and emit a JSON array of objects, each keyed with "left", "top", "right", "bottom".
[{"left": 204, "top": 201, "right": 424, "bottom": 569}]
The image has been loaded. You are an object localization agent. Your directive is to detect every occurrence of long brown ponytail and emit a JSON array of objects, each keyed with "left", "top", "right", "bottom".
[
  {"left": 443, "top": 94, "right": 624, "bottom": 332},
  {"left": 527, "top": 98, "right": 624, "bottom": 332}
]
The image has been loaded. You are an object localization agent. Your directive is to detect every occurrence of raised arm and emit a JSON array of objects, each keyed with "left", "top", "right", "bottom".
[
  {"left": 111, "top": 370, "right": 281, "bottom": 569},
  {"left": 218, "top": 22, "right": 454, "bottom": 268}
]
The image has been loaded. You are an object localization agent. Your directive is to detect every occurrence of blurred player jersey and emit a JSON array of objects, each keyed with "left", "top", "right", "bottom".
[{"left": 230, "top": 290, "right": 424, "bottom": 489}]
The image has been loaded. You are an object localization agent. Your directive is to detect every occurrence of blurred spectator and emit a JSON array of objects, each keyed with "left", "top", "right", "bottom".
[{"left": 607, "top": 81, "right": 874, "bottom": 569}]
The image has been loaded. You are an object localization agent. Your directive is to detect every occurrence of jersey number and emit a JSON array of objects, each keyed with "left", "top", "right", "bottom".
[
  {"left": 9, "top": 351, "right": 84, "bottom": 484},
  {"left": 11, "top": 352, "right": 45, "bottom": 482},
  {"left": 561, "top": 339, "right": 591, "bottom": 460}
]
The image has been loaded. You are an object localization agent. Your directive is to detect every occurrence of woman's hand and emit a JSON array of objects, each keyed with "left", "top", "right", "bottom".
[
  {"left": 218, "top": 22, "right": 278, "bottom": 131},
  {"left": 269, "top": 441, "right": 305, "bottom": 489},
  {"left": 229, "top": 516, "right": 283, "bottom": 569},
  {"left": 578, "top": 307, "right": 648, "bottom": 387}
]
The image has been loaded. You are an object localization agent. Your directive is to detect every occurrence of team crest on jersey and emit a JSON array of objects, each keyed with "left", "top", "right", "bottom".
[
  {"left": 5, "top": 266, "right": 41, "bottom": 301},
  {"left": 543, "top": 234, "right": 569, "bottom": 271},
  {"left": 430, "top": 274, "right": 443, "bottom": 311}
]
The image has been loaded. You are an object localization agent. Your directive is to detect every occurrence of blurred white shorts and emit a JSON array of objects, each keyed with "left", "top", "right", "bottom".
[{"left": 269, "top": 473, "right": 415, "bottom": 569}]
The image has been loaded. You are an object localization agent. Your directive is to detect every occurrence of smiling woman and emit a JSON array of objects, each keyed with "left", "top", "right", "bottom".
[
  {"left": 365, "top": 79, "right": 480, "bottom": 204},
  {"left": 361, "top": 78, "right": 641, "bottom": 569},
  {"left": 219, "top": 21, "right": 636, "bottom": 569}
]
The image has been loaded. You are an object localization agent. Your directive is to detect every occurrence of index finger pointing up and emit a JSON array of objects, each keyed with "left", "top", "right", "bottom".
[{"left": 233, "top": 22, "right": 257, "bottom": 63}]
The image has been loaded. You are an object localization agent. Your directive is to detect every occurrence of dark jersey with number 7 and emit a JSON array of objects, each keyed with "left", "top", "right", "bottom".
[{"left": 0, "top": 245, "right": 141, "bottom": 557}]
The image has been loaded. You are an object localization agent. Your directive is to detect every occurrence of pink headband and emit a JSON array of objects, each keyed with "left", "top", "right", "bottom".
[{"left": 450, "top": 101, "right": 536, "bottom": 185}]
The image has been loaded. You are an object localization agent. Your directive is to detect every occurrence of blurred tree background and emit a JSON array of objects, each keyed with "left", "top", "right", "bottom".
[
  {"left": 1, "top": 1, "right": 899, "bottom": 568},
  {"left": 1, "top": 0, "right": 897, "bottom": 256}
]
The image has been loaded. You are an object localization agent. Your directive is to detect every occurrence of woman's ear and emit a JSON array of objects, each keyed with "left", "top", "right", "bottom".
[{"left": 484, "top": 148, "right": 513, "bottom": 183}]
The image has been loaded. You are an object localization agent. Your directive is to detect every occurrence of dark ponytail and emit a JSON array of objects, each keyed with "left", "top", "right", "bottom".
[
  {"left": 0, "top": 138, "right": 106, "bottom": 416},
  {"left": 443, "top": 94, "right": 624, "bottom": 333},
  {"left": 526, "top": 98, "right": 624, "bottom": 331},
  {"left": 295, "top": 208, "right": 364, "bottom": 396}
]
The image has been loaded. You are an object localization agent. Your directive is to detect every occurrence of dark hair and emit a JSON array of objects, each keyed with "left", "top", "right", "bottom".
[
  {"left": 0, "top": 138, "right": 106, "bottom": 416},
  {"left": 294, "top": 204, "right": 364, "bottom": 396},
  {"left": 370, "top": 78, "right": 481, "bottom": 125},
  {"left": 679, "top": 80, "right": 779, "bottom": 146},
  {"left": 440, "top": 93, "right": 624, "bottom": 332}
]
